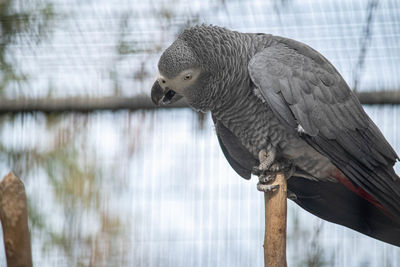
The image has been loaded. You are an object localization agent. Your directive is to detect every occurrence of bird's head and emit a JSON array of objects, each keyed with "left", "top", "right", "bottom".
[{"left": 151, "top": 35, "right": 215, "bottom": 112}]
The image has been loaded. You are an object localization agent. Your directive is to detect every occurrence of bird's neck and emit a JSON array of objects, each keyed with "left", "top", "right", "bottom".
[{"left": 209, "top": 33, "right": 273, "bottom": 114}]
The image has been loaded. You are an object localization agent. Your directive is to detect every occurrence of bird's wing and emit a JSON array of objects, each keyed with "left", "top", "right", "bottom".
[
  {"left": 212, "top": 115, "right": 257, "bottom": 179},
  {"left": 248, "top": 36, "right": 400, "bottom": 219}
]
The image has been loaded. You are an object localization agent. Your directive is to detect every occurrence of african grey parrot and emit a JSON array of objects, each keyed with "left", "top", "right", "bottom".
[{"left": 151, "top": 25, "right": 400, "bottom": 246}]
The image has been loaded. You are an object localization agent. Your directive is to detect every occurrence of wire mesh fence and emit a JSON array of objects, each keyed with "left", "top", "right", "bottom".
[
  {"left": 0, "top": 0, "right": 400, "bottom": 266},
  {"left": 4, "top": 0, "right": 400, "bottom": 98}
]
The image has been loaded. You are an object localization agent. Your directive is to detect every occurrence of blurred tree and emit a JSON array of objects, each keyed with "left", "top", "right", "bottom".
[
  {"left": 0, "top": 0, "right": 55, "bottom": 93},
  {"left": 1, "top": 113, "right": 132, "bottom": 266},
  {"left": 353, "top": 0, "right": 379, "bottom": 91}
]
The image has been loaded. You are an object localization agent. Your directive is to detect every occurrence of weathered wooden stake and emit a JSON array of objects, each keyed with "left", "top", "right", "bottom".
[
  {"left": 0, "top": 172, "right": 33, "bottom": 267},
  {"left": 263, "top": 172, "right": 287, "bottom": 267}
]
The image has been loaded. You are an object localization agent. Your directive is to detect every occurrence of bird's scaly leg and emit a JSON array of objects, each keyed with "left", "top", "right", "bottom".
[{"left": 253, "top": 147, "right": 295, "bottom": 193}]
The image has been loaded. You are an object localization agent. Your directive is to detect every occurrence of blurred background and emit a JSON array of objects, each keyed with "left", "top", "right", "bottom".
[{"left": 0, "top": 0, "right": 400, "bottom": 266}]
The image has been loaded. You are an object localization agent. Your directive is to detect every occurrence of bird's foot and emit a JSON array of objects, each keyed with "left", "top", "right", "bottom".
[
  {"left": 251, "top": 147, "right": 277, "bottom": 176},
  {"left": 256, "top": 161, "right": 295, "bottom": 193},
  {"left": 257, "top": 171, "right": 278, "bottom": 191},
  {"left": 252, "top": 147, "right": 295, "bottom": 193}
]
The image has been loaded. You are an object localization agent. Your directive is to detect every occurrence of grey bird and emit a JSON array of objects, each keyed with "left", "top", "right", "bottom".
[{"left": 151, "top": 25, "right": 400, "bottom": 246}]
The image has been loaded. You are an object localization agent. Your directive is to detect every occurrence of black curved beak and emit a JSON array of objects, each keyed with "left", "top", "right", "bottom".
[
  {"left": 151, "top": 80, "right": 182, "bottom": 105},
  {"left": 151, "top": 81, "right": 164, "bottom": 105}
]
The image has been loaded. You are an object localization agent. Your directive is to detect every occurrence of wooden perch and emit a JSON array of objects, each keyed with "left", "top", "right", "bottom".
[
  {"left": 0, "top": 172, "right": 33, "bottom": 267},
  {"left": 263, "top": 172, "right": 287, "bottom": 267}
]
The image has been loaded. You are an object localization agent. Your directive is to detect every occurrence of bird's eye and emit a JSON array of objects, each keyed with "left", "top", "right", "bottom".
[{"left": 184, "top": 74, "right": 192, "bottom": 80}]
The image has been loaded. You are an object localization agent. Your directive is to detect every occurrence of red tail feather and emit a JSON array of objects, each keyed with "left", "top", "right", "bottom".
[{"left": 330, "top": 168, "right": 384, "bottom": 210}]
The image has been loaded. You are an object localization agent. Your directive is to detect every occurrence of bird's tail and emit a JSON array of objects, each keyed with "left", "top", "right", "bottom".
[{"left": 288, "top": 176, "right": 400, "bottom": 247}]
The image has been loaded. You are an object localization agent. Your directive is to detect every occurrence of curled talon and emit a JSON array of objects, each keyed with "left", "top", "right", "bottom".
[
  {"left": 251, "top": 166, "right": 263, "bottom": 176},
  {"left": 259, "top": 172, "right": 276, "bottom": 184},
  {"left": 257, "top": 183, "right": 280, "bottom": 192},
  {"left": 269, "top": 163, "right": 284, "bottom": 172},
  {"left": 287, "top": 190, "right": 297, "bottom": 200}
]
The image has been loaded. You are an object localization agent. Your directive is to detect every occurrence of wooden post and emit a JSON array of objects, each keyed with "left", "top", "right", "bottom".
[
  {"left": 263, "top": 172, "right": 287, "bottom": 267},
  {"left": 0, "top": 172, "right": 33, "bottom": 267}
]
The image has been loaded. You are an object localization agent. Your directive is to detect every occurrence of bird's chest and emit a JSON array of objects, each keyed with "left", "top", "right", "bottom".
[{"left": 217, "top": 95, "right": 290, "bottom": 159}]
